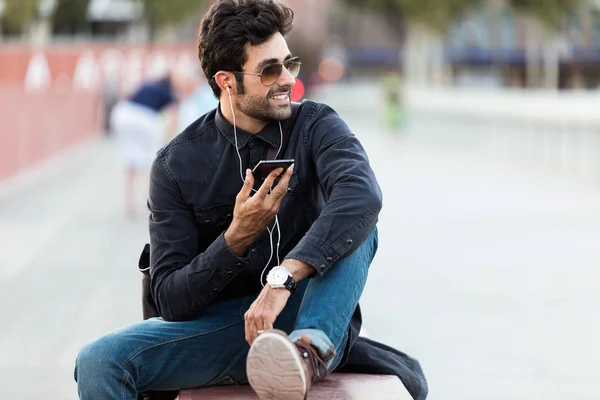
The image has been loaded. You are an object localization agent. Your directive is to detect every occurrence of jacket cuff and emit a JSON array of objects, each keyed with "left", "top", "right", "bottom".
[
  {"left": 205, "top": 233, "right": 250, "bottom": 272},
  {"left": 285, "top": 235, "right": 340, "bottom": 275}
]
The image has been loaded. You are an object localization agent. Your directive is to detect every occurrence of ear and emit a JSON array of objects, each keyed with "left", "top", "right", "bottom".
[{"left": 214, "top": 71, "right": 234, "bottom": 93}]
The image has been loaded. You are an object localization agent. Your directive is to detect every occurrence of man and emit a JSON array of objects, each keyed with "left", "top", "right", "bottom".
[{"left": 75, "top": 1, "right": 426, "bottom": 399}]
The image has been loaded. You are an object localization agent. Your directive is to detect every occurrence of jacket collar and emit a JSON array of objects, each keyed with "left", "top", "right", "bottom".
[{"left": 215, "top": 103, "right": 282, "bottom": 150}]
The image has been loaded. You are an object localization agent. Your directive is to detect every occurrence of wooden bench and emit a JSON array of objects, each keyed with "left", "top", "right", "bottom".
[{"left": 177, "top": 373, "right": 413, "bottom": 399}]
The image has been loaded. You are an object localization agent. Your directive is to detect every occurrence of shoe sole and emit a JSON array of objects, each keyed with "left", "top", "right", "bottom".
[{"left": 247, "top": 330, "right": 308, "bottom": 400}]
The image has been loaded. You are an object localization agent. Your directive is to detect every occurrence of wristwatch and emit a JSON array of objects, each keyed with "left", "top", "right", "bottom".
[{"left": 266, "top": 266, "right": 297, "bottom": 294}]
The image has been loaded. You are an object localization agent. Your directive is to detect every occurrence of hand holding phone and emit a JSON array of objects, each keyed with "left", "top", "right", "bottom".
[
  {"left": 224, "top": 163, "right": 294, "bottom": 256},
  {"left": 252, "top": 159, "right": 294, "bottom": 180}
]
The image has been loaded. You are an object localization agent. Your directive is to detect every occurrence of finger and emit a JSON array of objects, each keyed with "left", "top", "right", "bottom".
[
  {"left": 267, "top": 164, "right": 294, "bottom": 204},
  {"left": 248, "top": 320, "right": 262, "bottom": 345},
  {"left": 263, "top": 320, "right": 274, "bottom": 332},
  {"left": 255, "top": 168, "right": 283, "bottom": 199},
  {"left": 244, "top": 311, "right": 255, "bottom": 346},
  {"left": 237, "top": 169, "right": 254, "bottom": 202},
  {"left": 251, "top": 318, "right": 270, "bottom": 345}
]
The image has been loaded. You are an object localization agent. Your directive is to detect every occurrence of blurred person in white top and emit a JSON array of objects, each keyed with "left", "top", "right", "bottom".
[{"left": 110, "top": 65, "right": 197, "bottom": 217}]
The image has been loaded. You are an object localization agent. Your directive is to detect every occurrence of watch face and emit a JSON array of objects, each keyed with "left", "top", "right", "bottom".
[{"left": 269, "top": 267, "right": 289, "bottom": 285}]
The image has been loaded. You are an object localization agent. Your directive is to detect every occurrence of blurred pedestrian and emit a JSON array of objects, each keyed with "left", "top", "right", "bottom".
[
  {"left": 177, "top": 75, "right": 218, "bottom": 132},
  {"left": 382, "top": 70, "right": 403, "bottom": 131},
  {"left": 110, "top": 67, "right": 196, "bottom": 216}
]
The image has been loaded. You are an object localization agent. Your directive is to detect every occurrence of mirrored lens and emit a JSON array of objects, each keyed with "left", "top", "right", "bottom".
[
  {"left": 285, "top": 61, "right": 302, "bottom": 78},
  {"left": 261, "top": 64, "right": 283, "bottom": 85}
]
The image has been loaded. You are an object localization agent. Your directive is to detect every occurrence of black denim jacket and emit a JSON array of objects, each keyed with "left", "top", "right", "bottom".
[
  {"left": 148, "top": 100, "right": 382, "bottom": 322},
  {"left": 141, "top": 101, "right": 428, "bottom": 399}
]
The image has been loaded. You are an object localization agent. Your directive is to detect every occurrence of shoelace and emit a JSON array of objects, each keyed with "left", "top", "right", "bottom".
[{"left": 295, "top": 342, "right": 329, "bottom": 382}]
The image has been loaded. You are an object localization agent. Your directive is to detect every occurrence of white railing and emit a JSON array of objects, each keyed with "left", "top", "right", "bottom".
[{"left": 404, "top": 86, "right": 600, "bottom": 184}]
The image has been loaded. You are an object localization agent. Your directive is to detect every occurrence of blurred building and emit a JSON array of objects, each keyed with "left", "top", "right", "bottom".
[
  {"left": 446, "top": 5, "right": 600, "bottom": 89},
  {"left": 327, "top": 1, "right": 600, "bottom": 90}
]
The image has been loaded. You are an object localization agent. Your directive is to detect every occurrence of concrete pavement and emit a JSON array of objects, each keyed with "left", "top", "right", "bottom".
[{"left": 1, "top": 86, "right": 600, "bottom": 399}]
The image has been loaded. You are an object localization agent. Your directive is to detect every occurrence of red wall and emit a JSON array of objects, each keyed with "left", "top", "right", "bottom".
[
  {"left": 0, "top": 86, "right": 100, "bottom": 179},
  {"left": 0, "top": 43, "right": 196, "bottom": 180}
]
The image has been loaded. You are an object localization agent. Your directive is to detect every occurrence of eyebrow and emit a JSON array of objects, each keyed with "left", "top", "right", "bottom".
[{"left": 256, "top": 54, "right": 293, "bottom": 71}]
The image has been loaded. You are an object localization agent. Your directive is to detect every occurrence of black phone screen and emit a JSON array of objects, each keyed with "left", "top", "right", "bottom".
[{"left": 252, "top": 159, "right": 294, "bottom": 180}]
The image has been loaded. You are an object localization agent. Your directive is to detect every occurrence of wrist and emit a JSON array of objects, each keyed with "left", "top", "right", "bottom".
[
  {"left": 224, "top": 225, "right": 253, "bottom": 256},
  {"left": 266, "top": 283, "right": 292, "bottom": 299},
  {"left": 266, "top": 266, "right": 297, "bottom": 294}
]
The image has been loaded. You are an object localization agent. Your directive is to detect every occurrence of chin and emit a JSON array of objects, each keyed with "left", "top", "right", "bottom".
[{"left": 272, "top": 107, "right": 292, "bottom": 120}]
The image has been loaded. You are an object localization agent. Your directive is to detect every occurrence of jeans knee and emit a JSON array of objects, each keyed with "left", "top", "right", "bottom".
[
  {"left": 75, "top": 335, "right": 136, "bottom": 399},
  {"left": 74, "top": 336, "right": 122, "bottom": 385}
]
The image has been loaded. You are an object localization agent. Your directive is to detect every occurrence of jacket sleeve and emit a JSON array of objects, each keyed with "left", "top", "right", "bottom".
[
  {"left": 147, "top": 156, "right": 249, "bottom": 321},
  {"left": 285, "top": 105, "right": 382, "bottom": 274}
]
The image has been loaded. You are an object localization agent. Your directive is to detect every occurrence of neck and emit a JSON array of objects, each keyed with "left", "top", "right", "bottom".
[{"left": 220, "top": 99, "right": 267, "bottom": 134}]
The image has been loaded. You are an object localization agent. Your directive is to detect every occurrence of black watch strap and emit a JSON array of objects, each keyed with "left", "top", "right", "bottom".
[{"left": 283, "top": 275, "right": 297, "bottom": 294}]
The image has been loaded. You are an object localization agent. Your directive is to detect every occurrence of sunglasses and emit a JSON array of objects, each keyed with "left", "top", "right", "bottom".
[{"left": 234, "top": 57, "right": 302, "bottom": 86}]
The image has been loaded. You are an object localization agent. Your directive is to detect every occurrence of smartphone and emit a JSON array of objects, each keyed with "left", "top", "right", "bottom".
[{"left": 252, "top": 159, "right": 294, "bottom": 180}]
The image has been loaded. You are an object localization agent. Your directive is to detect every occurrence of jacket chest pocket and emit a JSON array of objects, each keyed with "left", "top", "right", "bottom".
[{"left": 194, "top": 203, "right": 235, "bottom": 244}]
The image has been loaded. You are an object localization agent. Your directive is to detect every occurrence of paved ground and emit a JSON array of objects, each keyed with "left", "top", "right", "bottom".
[{"left": 1, "top": 84, "right": 599, "bottom": 399}]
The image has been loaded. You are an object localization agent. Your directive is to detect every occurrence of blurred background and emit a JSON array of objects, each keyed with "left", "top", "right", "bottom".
[{"left": 1, "top": 0, "right": 600, "bottom": 399}]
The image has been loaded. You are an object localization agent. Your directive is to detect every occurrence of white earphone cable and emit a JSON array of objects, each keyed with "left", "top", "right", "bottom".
[
  {"left": 227, "top": 87, "right": 245, "bottom": 183},
  {"left": 226, "top": 86, "right": 284, "bottom": 287}
]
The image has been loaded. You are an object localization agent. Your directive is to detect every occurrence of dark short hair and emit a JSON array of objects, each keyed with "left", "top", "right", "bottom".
[{"left": 198, "top": 0, "right": 294, "bottom": 97}]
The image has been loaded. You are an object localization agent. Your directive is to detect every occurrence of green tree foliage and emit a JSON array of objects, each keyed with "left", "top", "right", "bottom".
[
  {"left": 340, "top": 0, "right": 483, "bottom": 31},
  {"left": 1, "top": 0, "right": 207, "bottom": 35},
  {"left": 2, "top": 0, "right": 37, "bottom": 34},
  {"left": 508, "top": 0, "right": 584, "bottom": 30},
  {"left": 340, "top": 0, "right": 587, "bottom": 31},
  {"left": 140, "top": 0, "right": 206, "bottom": 28},
  {"left": 52, "top": 0, "right": 90, "bottom": 34}
]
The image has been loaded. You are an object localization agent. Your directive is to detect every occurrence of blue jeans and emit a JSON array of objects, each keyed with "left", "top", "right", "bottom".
[{"left": 74, "top": 229, "right": 377, "bottom": 399}]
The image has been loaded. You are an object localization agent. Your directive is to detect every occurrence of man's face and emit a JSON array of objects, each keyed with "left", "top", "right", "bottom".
[{"left": 236, "top": 32, "right": 296, "bottom": 122}]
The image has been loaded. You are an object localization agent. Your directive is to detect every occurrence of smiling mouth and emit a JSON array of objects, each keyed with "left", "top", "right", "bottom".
[{"left": 269, "top": 92, "right": 290, "bottom": 101}]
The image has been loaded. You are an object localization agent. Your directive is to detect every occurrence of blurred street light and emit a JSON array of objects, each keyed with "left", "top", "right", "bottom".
[
  {"left": 87, "top": 0, "right": 143, "bottom": 21},
  {"left": 0, "top": 0, "right": 5, "bottom": 40},
  {"left": 30, "top": 0, "right": 57, "bottom": 44},
  {"left": 38, "top": 0, "right": 57, "bottom": 18}
]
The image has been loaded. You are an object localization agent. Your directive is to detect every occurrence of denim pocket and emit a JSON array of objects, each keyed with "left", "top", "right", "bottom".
[{"left": 238, "top": 295, "right": 254, "bottom": 319}]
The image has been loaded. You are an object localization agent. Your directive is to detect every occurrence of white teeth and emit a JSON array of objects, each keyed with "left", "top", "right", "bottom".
[{"left": 271, "top": 93, "right": 288, "bottom": 100}]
